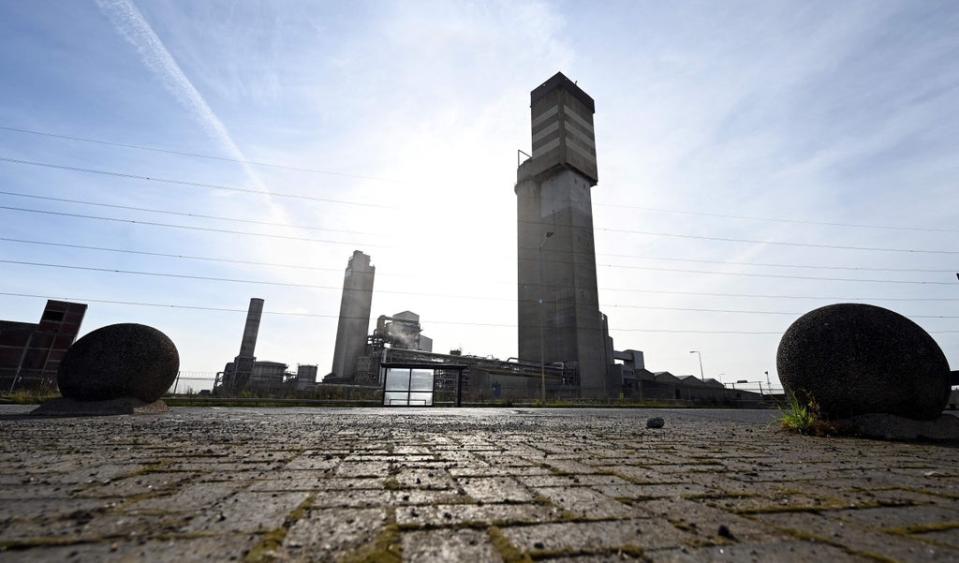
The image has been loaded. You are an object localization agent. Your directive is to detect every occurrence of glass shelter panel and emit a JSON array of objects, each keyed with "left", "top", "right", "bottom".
[
  {"left": 383, "top": 368, "right": 434, "bottom": 406},
  {"left": 408, "top": 369, "right": 434, "bottom": 406},
  {"left": 384, "top": 368, "right": 410, "bottom": 406}
]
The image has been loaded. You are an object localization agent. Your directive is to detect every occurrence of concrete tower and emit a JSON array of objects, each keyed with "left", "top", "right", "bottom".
[
  {"left": 331, "top": 250, "right": 375, "bottom": 381},
  {"left": 232, "top": 297, "right": 264, "bottom": 392},
  {"left": 516, "top": 72, "right": 608, "bottom": 398}
]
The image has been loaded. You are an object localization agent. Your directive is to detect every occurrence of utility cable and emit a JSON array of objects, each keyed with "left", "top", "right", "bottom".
[
  {"left": 3, "top": 291, "right": 957, "bottom": 335},
  {"left": 3, "top": 124, "right": 955, "bottom": 234},
  {"left": 3, "top": 235, "right": 958, "bottom": 302},
  {"left": 0, "top": 205, "right": 388, "bottom": 248},
  {"left": 0, "top": 125, "right": 400, "bottom": 183},
  {"left": 2, "top": 157, "right": 956, "bottom": 252},
  {"left": 3, "top": 236, "right": 955, "bottom": 281},
  {"left": 0, "top": 190, "right": 381, "bottom": 236},
  {"left": 0, "top": 156, "right": 395, "bottom": 209},
  {"left": 2, "top": 261, "right": 957, "bottom": 319}
]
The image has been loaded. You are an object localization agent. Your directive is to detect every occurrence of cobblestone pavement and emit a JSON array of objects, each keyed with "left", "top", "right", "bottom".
[{"left": 2, "top": 406, "right": 959, "bottom": 562}]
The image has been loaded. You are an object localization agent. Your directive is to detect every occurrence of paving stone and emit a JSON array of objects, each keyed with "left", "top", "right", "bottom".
[
  {"left": 247, "top": 472, "right": 326, "bottom": 491},
  {"left": 184, "top": 491, "right": 308, "bottom": 533},
  {"left": 535, "top": 486, "right": 637, "bottom": 519},
  {"left": 501, "top": 518, "right": 696, "bottom": 555},
  {"left": 335, "top": 461, "right": 391, "bottom": 478},
  {"left": 829, "top": 504, "right": 959, "bottom": 530},
  {"left": 392, "top": 468, "right": 456, "bottom": 489},
  {"left": 0, "top": 534, "right": 260, "bottom": 562},
  {"left": 312, "top": 477, "right": 387, "bottom": 490},
  {"left": 756, "top": 511, "right": 959, "bottom": 562},
  {"left": 73, "top": 472, "right": 192, "bottom": 498},
  {"left": 912, "top": 527, "right": 959, "bottom": 548},
  {"left": 283, "top": 454, "right": 340, "bottom": 471},
  {"left": 593, "top": 483, "right": 711, "bottom": 500},
  {"left": 458, "top": 477, "right": 534, "bottom": 502},
  {"left": 522, "top": 474, "right": 630, "bottom": 488},
  {"left": 636, "top": 499, "right": 787, "bottom": 543},
  {"left": 124, "top": 482, "right": 238, "bottom": 514},
  {"left": 0, "top": 498, "right": 111, "bottom": 521},
  {"left": 648, "top": 541, "right": 872, "bottom": 562},
  {"left": 396, "top": 503, "right": 561, "bottom": 527},
  {"left": 0, "top": 484, "right": 79, "bottom": 500},
  {"left": 281, "top": 507, "right": 387, "bottom": 561},
  {"left": 391, "top": 489, "right": 471, "bottom": 505},
  {"left": 402, "top": 528, "right": 503, "bottom": 562},
  {"left": 311, "top": 489, "right": 394, "bottom": 508}
]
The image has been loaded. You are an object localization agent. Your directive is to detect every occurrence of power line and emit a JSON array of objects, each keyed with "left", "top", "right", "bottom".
[
  {"left": 3, "top": 156, "right": 956, "bottom": 254},
  {"left": 2, "top": 234, "right": 958, "bottom": 297},
  {"left": 2, "top": 193, "right": 949, "bottom": 273},
  {"left": 0, "top": 190, "right": 381, "bottom": 236},
  {"left": 592, "top": 202, "right": 959, "bottom": 234},
  {"left": 0, "top": 156, "right": 395, "bottom": 209},
  {"left": 602, "top": 255, "right": 955, "bottom": 274},
  {"left": 1, "top": 236, "right": 956, "bottom": 302},
  {"left": 523, "top": 233, "right": 959, "bottom": 256},
  {"left": 2, "top": 291, "right": 956, "bottom": 335},
  {"left": 0, "top": 125, "right": 400, "bottom": 183},
  {"left": 0, "top": 237, "right": 348, "bottom": 274},
  {"left": 3, "top": 236, "right": 954, "bottom": 282},
  {"left": 3, "top": 124, "right": 954, "bottom": 235},
  {"left": 4, "top": 198, "right": 958, "bottom": 271},
  {"left": 0, "top": 205, "right": 388, "bottom": 247},
  {"left": 2, "top": 260, "right": 957, "bottom": 319},
  {"left": 597, "top": 287, "right": 959, "bottom": 302},
  {"left": 596, "top": 263, "right": 956, "bottom": 286}
]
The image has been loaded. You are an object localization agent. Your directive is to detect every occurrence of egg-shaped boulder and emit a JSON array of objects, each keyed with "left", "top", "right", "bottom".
[
  {"left": 57, "top": 323, "right": 179, "bottom": 403},
  {"left": 777, "top": 303, "right": 950, "bottom": 420}
]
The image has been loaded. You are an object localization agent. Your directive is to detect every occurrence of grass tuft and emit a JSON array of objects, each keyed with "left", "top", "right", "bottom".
[{"left": 779, "top": 395, "right": 839, "bottom": 436}]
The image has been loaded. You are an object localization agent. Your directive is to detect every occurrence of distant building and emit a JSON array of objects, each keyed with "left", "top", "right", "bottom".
[
  {"left": 375, "top": 311, "right": 432, "bottom": 352},
  {"left": 222, "top": 359, "right": 288, "bottom": 395},
  {"left": 294, "top": 364, "right": 318, "bottom": 391},
  {"left": 0, "top": 300, "right": 87, "bottom": 391}
]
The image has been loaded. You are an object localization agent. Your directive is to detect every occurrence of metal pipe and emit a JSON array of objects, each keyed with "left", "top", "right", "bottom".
[{"left": 538, "top": 231, "right": 554, "bottom": 404}]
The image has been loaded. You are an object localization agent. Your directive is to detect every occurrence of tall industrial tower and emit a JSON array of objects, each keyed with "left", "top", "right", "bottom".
[
  {"left": 231, "top": 297, "right": 264, "bottom": 392},
  {"left": 331, "top": 250, "right": 375, "bottom": 381},
  {"left": 516, "top": 72, "right": 608, "bottom": 398}
]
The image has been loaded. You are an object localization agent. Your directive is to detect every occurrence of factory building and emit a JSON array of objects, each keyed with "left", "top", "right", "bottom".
[
  {"left": 374, "top": 311, "right": 432, "bottom": 353},
  {"left": 330, "top": 251, "right": 375, "bottom": 381},
  {"left": 293, "top": 364, "right": 318, "bottom": 391},
  {"left": 0, "top": 300, "right": 87, "bottom": 391}
]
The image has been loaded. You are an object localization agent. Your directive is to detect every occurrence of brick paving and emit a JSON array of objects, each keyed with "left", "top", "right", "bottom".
[{"left": 1, "top": 406, "right": 958, "bottom": 562}]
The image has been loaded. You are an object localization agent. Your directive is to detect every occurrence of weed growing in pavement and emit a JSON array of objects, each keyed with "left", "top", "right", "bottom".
[{"left": 779, "top": 394, "right": 838, "bottom": 435}]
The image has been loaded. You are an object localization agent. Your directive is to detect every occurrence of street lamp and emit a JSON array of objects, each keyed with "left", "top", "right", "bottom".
[
  {"left": 538, "top": 231, "right": 554, "bottom": 404},
  {"left": 689, "top": 350, "right": 705, "bottom": 382}
]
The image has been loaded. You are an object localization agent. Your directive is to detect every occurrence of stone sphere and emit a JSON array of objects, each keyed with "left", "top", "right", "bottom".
[
  {"left": 57, "top": 323, "right": 179, "bottom": 403},
  {"left": 777, "top": 303, "right": 950, "bottom": 420}
]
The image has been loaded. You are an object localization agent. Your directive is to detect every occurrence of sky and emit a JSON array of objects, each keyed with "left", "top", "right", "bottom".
[{"left": 1, "top": 0, "right": 957, "bottom": 391}]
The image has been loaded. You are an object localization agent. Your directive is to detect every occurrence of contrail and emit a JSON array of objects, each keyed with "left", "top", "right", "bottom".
[{"left": 94, "top": 0, "right": 268, "bottom": 193}]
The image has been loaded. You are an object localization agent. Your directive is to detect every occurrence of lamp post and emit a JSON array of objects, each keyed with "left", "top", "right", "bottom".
[
  {"left": 689, "top": 350, "right": 705, "bottom": 382},
  {"left": 538, "top": 231, "right": 554, "bottom": 404}
]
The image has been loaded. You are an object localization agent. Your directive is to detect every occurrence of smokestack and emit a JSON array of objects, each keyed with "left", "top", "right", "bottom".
[
  {"left": 231, "top": 297, "right": 263, "bottom": 394},
  {"left": 239, "top": 298, "right": 264, "bottom": 358},
  {"left": 331, "top": 251, "right": 375, "bottom": 381}
]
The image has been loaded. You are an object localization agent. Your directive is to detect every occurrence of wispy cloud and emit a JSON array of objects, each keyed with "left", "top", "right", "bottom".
[{"left": 94, "top": 0, "right": 267, "bottom": 193}]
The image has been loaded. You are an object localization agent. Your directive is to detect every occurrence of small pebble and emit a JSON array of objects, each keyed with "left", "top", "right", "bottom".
[{"left": 646, "top": 417, "right": 665, "bottom": 429}]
